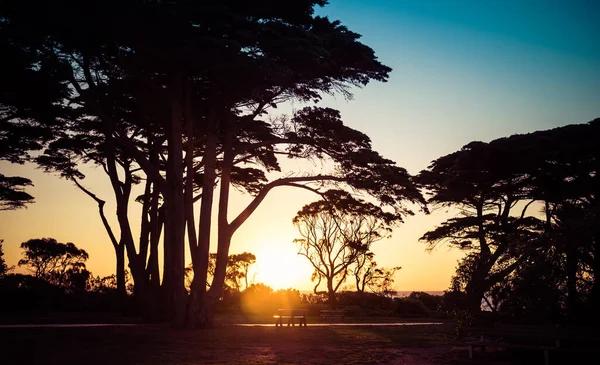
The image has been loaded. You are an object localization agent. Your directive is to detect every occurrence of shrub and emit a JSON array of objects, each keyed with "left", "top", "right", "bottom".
[{"left": 393, "top": 298, "right": 430, "bottom": 317}]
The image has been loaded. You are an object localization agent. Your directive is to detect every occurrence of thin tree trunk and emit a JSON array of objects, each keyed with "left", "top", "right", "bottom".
[
  {"left": 167, "top": 72, "right": 186, "bottom": 328},
  {"left": 209, "top": 126, "right": 233, "bottom": 303},
  {"left": 115, "top": 242, "right": 126, "bottom": 300},
  {"left": 187, "top": 111, "right": 218, "bottom": 328},
  {"left": 198, "top": 125, "right": 233, "bottom": 328},
  {"left": 148, "top": 204, "right": 162, "bottom": 291},
  {"left": 161, "top": 207, "right": 173, "bottom": 319},
  {"left": 139, "top": 179, "right": 152, "bottom": 275}
]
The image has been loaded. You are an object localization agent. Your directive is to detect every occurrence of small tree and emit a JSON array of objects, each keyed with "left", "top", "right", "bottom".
[
  {"left": 185, "top": 252, "right": 257, "bottom": 292},
  {"left": 363, "top": 263, "right": 401, "bottom": 298},
  {"left": 293, "top": 191, "right": 398, "bottom": 307},
  {"left": 226, "top": 253, "right": 257, "bottom": 291},
  {"left": 18, "top": 238, "right": 89, "bottom": 290}
]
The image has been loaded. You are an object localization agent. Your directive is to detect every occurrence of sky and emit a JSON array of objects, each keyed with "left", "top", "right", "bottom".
[{"left": 1, "top": 0, "right": 599, "bottom": 292}]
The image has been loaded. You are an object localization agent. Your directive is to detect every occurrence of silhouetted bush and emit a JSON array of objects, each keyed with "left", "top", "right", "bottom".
[
  {"left": 0, "top": 274, "right": 59, "bottom": 311},
  {"left": 393, "top": 298, "right": 430, "bottom": 317},
  {"left": 338, "top": 290, "right": 393, "bottom": 309},
  {"left": 408, "top": 291, "right": 443, "bottom": 311},
  {"left": 0, "top": 273, "right": 135, "bottom": 314},
  {"left": 438, "top": 290, "right": 469, "bottom": 314}
]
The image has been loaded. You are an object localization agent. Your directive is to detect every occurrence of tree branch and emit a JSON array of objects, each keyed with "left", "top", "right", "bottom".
[
  {"left": 71, "top": 178, "right": 119, "bottom": 250},
  {"left": 229, "top": 175, "right": 345, "bottom": 234}
]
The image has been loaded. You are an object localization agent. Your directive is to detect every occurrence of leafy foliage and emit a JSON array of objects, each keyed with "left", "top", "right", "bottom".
[{"left": 0, "top": 175, "right": 34, "bottom": 210}]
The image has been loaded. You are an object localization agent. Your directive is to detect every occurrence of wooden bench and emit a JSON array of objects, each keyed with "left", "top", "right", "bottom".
[
  {"left": 462, "top": 324, "right": 600, "bottom": 365},
  {"left": 274, "top": 309, "right": 307, "bottom": 327}
]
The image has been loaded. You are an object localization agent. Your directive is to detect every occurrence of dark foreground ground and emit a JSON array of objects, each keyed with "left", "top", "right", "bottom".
[{"left": 0, "top": 322, "right": 467, "bottom": 365}]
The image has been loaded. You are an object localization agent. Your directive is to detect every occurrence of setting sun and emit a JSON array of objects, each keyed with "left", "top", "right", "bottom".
[{"left": 250, "top": 245, "right": 314, "bottom": 291}]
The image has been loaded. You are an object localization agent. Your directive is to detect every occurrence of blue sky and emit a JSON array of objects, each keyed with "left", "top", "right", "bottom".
[{"left": 316, "top": 0, "right": 600, "bottom": 172}]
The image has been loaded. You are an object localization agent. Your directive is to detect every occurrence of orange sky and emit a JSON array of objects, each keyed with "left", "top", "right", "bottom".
[{"left": 0, "top": 151, "right": 464, "bottom": 292}]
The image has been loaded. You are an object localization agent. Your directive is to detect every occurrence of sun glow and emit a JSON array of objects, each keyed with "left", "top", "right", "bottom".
[{"left": 251, "top": 248, "right": 313, "bottom": 291}]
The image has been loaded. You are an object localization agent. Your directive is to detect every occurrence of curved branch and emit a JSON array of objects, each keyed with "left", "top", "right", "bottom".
[
  {"left": 520, "top": 199, "right": 536, "bottom": 219},
  {"left": 229, "top": 175, "right": 345, "bottom": 234},
  {"left": 71, "top": 178, "right": 119, "bottom": 250}
]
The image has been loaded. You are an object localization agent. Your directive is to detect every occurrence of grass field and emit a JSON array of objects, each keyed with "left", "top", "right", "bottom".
[{"left": 0, "top": 322, "right": 466, "bottom": 365}]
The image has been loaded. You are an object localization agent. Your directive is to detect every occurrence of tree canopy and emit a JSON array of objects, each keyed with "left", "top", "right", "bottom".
[
  {"left": 419, "top": 118, "right": 600, "bottom": 321},
  {"left": 0, "top": 0, "right": 423, "bottom": 328}
]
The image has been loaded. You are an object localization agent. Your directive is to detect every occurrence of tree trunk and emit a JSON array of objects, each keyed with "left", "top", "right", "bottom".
[
  {"left": 186, "top": 111, "right": 219, "bottom": 328},
  {"left": 167, "top": 72, "right": 186, "bottom": 328},
  {"left": 148, "top": 135, "right": 162, "bottom": 293},
  {"left": 115, "top": 243, "right": 126, "bottom": 301},
  {"left": 208, "top": 126, "right": 233, "bottom": 304},
  {"left": 161, "top": 208, "right": 173, "bottom": 320},
  {"left": 196, "top": 295, "right": 216, "bottom": 328},
  {"left": 148, "top": 205, "right": 162, "bottom": 291},
  {"left": 465, "top": 263, "right": 486, "bottom": 317},
  {"left": 327, "top": 278, "right": 337, "bottom": 309},
  {"left": 465, "top": 283, "right": 484, "bottom": 318}
]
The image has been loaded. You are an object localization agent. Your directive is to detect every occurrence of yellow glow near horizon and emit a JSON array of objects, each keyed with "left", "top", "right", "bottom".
[{"left": 0, "top": 159, "right": 465, "bottom": 292}]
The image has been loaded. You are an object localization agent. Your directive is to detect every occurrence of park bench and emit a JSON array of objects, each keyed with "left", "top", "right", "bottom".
[
  {"left": 319, "top": 309, "right": 345, "bottom": 321},
  {"left": 461, "top": 324, "right": 600, "bottom": 365},
  {"left": 274, "top": 309, "right": 307, "bottom": 327}
]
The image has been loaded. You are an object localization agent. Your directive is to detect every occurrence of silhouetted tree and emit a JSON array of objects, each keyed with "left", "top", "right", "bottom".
[
  {"left": 0, "top": 239, "right": 8, "bottom": 277},
  {"left": 226, "top": 253, "right": 257, "bottom": 291},
  {"left": 0, "top": 24, "right": 70, "bottom": 210},
  {"left": 353, "top": 254, "right": 401, "bottom": 296},
  {"left": 186, "top": 252, "right": 256, "bottom": 293},
  {"left": 364, "top": 264, "right": 401, "bottom": 298},
  {"left": 294, "top": 191, "right": 401, "bottom": 307},
  {"left": 18, "top": 238, "right": 89, "bottom": 291},
  {"left": 418, "top": 139, "right": 546, "bottom": 314},
  {"left": 1, "top": 0, "right": 425, "bottom": 328},
  {"left": 421, "top": 118, "right": 600, "bottom": 322},
  {"left": 528, "top": 120, "right": 600, "bottom": 320},
  {"left": 36, "top": 131, "right": 164, "bottom": 304}
]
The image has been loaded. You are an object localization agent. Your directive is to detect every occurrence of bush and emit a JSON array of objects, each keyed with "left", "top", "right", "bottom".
[
  {"left": 408, "top": 291, "right": 442, "bottom": 311},
  {"left": 438, "top": 290, "right": 469, "bottom": 314},
  {"left": 338, "top": 290, "right": 393, "bottom": 309},
  {"left": 393, "top": 298, "right": 430, "bottom": 317}
]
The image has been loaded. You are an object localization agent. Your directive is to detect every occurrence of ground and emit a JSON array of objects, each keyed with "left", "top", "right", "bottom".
[{"left": 0, "top": 322, "right": 468, "bottom": 364}]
